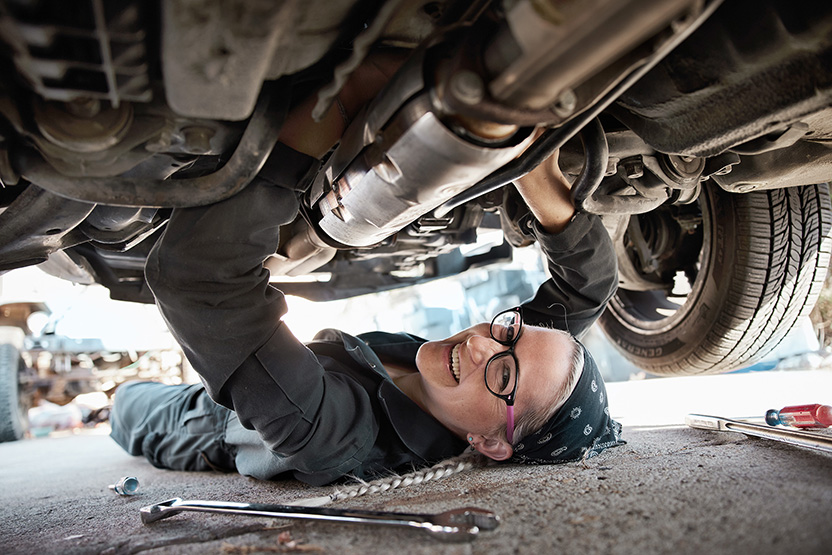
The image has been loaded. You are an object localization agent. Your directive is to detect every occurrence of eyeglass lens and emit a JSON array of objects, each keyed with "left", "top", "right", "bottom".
[
  {"left": 485, "top": 353, "right": 518, "bottom": 396},
  {"left": 486, "top": 310, "right": 521, "bottom": 396},
  {"left": 490, "top": 311, "right": 521, "bottom": 345}
]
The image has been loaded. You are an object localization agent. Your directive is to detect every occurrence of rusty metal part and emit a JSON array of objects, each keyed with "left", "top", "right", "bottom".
[
  {"left": 434, "top": 0, "right": 725, "bottom": 217},
  {"left": 266, "top": 219, "right": 337, "bottom": 277},
  {"left": 141, "top": 498, "right": 499, "bottom": 542},
  {"left": 32, "top": 99, "right": 133, "bottom": 153},
  {"left": 0, "top": 185, "right": 95, "bottom": 271},
  {"left": 485, "top": 0, "right": 700, "bottom": 110},
  {"left": 16, "top": 83, "right": 289, "bottom": 208},
  {"left": 311, "top": 0, "right": 409, "bottom": 121}
]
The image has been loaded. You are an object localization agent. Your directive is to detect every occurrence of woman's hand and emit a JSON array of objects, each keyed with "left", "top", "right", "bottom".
[{"left": 512, "top": 146, "right": 575, "bottom": 234}]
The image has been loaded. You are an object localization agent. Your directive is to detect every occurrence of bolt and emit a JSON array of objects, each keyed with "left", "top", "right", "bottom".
[
  {"left": 553, "top": 88, "right": 577, "bottom": 118},
  {"left": 623, "top": 159, "right": 644, "bottom": 180},
  {"left": 65, "top": 97, "right": 102, "bottom": 118},
  {"left": 182, "top": 126, "right": 215, "bottom": 154},
  {"left": 450, "top": 70, "right": 485, "bottom": 105},
  {"left": 145, "top": 131, "right": 172, "bottom": 152},
  {"left": 714, "top": 165, "right": 733, "bottom": 176}
]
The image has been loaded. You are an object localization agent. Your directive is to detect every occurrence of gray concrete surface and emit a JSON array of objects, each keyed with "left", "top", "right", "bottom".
[{"left": 2, "top": 372, "right": 832, "bottom": 554}]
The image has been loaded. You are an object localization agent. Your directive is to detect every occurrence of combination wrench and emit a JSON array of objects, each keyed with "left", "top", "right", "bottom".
[
  {"left": 686, "top": 413, "right": 832, "bottom": 454},
  {"left": 140, "top": 498, "right": 499, "bottom": 541}
]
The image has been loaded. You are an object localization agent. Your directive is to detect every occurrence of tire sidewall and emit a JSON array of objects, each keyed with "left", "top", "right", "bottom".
[{"left": 600, "top": 183, "right": 738, "bottom": 371}]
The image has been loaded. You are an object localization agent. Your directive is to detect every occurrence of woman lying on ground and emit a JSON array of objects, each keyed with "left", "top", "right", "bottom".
[{"left": 109, "top": 53, "right": 625, "bottom": 490}]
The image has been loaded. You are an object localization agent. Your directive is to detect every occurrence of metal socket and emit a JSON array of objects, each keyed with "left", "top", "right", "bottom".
[{"left": 109, "top": 476, "right": 140, "bottom": 496}]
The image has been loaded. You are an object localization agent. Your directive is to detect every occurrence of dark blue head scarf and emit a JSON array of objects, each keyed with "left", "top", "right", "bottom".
[{"left": 510, "top": 341, "right": 624, "bottom": 464}]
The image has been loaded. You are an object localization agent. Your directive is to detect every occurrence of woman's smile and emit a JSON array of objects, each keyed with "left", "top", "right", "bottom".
[
  {"left": 402, "top": 323, "right": 575, "bottom": 444},
  {"left": 449, "top": 343, "right": 461, "bottom": 383}
]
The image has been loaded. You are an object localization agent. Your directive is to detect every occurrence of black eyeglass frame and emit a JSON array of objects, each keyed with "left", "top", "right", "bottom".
[{"left": 484, "top": 307, "right": 523, "bottom": 442}]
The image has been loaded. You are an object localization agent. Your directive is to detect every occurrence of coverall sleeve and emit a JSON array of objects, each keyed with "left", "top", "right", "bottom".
[
  {"left": 520, "top": 212, "right": 618, "bottom": 337},
  {"left": 144, "top": 147, "right": 377, "bottom": 470}
]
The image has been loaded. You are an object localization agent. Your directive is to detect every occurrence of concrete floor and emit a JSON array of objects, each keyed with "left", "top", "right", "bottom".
[{"left": 2, "top": 370, "right": 831, "bottom": 554}]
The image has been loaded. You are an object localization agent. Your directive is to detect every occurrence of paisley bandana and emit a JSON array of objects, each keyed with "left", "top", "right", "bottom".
[{"left": 510, "top": 342, "right": 625, "bottom": 465}]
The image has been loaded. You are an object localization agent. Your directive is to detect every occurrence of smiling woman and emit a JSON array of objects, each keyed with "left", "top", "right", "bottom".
[{"left": 401, "top": 315, "right": 572, "bottom": 458}]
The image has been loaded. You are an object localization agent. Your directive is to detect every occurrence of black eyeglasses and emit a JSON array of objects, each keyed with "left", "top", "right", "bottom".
[{"left": 485, "top": 307, "right": 523, "bottom": 443}]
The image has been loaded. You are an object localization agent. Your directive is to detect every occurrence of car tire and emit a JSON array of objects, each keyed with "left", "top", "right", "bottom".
[
  {"left": 600, "top": 182, "right": 832, "bottom": 375},
  {"left": 0, "top": 343, "right": 28, "bottom": 442}
]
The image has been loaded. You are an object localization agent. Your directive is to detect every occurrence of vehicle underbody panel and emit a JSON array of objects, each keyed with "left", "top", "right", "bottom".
[{"left": 0, "top": 0, "right": 831, "bottom": 374}]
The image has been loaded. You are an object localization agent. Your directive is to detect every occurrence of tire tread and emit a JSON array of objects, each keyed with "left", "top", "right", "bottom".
[{"left": 603, "top": 183, "right": 832, "bottom": 375}]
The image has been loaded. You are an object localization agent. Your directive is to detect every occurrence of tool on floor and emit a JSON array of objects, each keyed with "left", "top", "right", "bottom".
[
  {"left": 765, "top": 404, "right": 832, "bottom": 428},
  {"left": 109, "top": 476, "right": 140, "bottom": 496},
  {"left": 685, "top": 414, "right": 832, "bottom": 454},
  {"left": 140, "top": 498, "right": 499, "bottom": 541}
]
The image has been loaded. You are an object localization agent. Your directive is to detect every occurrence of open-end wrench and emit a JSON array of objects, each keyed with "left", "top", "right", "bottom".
[{"left": 140, "top": 498, "right": 499, "bottom": 541}]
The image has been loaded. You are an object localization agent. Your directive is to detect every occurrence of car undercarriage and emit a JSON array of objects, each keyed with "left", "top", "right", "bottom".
[{"left": 0, "top": 0, "right": 831, "bottom": 384}]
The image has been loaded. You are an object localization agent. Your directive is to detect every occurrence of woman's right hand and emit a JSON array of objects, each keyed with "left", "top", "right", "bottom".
[{"left": 513, "top": 145, "right": 575, "bottom": 234}]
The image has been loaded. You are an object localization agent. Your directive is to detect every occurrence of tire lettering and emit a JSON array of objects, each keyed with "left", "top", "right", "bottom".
[
  {"left": 613, "top": 337, "right": 662, "bottom": 358},
  {"left": 612, "top": 337, "right": 685, "bottom": 358}
]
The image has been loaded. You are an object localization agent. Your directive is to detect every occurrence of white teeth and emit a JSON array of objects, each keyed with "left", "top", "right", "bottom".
[{"left": 451, "top": 344, "right": 461, "bottom": 382}]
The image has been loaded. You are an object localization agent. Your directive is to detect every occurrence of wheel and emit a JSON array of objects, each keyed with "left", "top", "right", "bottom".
[
  {"left": 0, "top": 343, "right": 28, "bottom": 442},
  {"left": 600, "top": 182, "right": 832, "bottom": 375}
]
